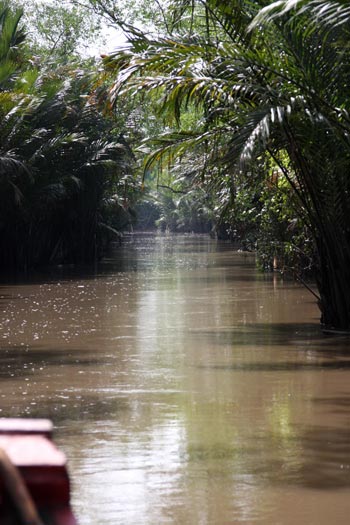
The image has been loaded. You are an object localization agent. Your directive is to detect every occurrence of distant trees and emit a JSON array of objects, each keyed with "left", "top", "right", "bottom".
[
  {"left": 23, "top": 1, "right": 102, "bottom": 61},
  {"left": 104, "top": 0, "right": 350, "bottom": 331}
]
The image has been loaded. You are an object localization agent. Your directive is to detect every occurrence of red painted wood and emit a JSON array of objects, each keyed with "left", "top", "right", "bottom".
[
  {"left": 0, "top": 435, "right": 66, "bottom": 466},
  {"left": 0, "top": 419, "right": 78, "bottom": 525},
  {"left": 0, "top": 419, "right": 53, "bottom": 438}
]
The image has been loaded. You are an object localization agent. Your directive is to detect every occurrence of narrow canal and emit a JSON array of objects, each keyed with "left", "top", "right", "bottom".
[{"left": 1, "top": 234, "right": 350, "bottom": 524}]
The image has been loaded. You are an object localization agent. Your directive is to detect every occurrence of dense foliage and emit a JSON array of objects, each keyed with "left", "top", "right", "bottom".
[
  {"left": 104, "top": 0, "right": 350, "bottom": 330},
  {"left": 0, "top": 0, "right": 137, "bottom": 271},
  {"left": 2, "top": 0, "right": 350, "bottom": 330}
]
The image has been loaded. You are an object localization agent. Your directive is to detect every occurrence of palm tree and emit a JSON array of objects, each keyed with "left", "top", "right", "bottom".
[
  {"left": 0, "top": 0, "right": 25, "bottom": 89},
  {"left": 0, "top": 66, "right": 135, "bottom": 270},
  {"left": 0, "top": 0, "right": 26, "bottom": 183},
  {"left": 0, "top": 1, "right": 137, "bottom": 271},
  {"left": 105, "top": 0, "right": 350, "bottom": 331}
]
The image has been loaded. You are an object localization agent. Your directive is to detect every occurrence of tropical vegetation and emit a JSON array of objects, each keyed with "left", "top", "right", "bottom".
[
  {"left": 0, "top": 0, "right": 137, "bottom": 271},
  {"left": 103, "top": 0, "right": 350, "bottom": 331},
  {"left": 1, "top": 0, "right": 350, "bottom": 331}
]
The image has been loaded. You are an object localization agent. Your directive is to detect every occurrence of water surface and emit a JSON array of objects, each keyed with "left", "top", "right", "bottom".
[{"left": 1, "top": 234, "right": 350, "bottom": 524}]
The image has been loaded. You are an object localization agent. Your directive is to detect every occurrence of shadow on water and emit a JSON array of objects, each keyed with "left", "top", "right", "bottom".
[
  {"left": 292, "top": 424, "right": 350, "bottom": 489},
  {"left": 0, "top": 345, "right": 131, "bottom": 425},
  {"left": 190, "top": 321, "right": 350, "bottom": 347},
  {"left": 312, "top": 393, "right": 350, "bottom": 415},
  {"left": 186, "top": 424, "right": 350, "bottom": 491},
  {"left": 0, "top": 389, "right": 130, "bottom": 427},
  {"left": 198, "top": 361, "right": 350, "bottom": 372},
  {"left": 0, "top": 293, "right": 17, "bottom": 304},
  {"left": 0, "top": 346, "right": 104, "bottom": 379},
  {"left": 239, "top": 425, "right": 350, "bottom": 490},
  {"left": 0, "top": 233, "right": 301, "bottom": 288},
  {"left": 27, "top": 394, "right": 130, "bottom": 427}
]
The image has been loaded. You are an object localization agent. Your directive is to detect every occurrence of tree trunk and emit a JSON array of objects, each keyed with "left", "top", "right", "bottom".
[{"left": 315, "top": 232, "right": 350, "bottom": 331}]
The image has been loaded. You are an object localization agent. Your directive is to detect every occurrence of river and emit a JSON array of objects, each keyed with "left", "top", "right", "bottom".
[{"left": 1, "top": 234, "right": 350, "bottom": 524}]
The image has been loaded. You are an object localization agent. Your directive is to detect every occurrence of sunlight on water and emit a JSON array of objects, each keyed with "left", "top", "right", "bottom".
[{"left": 1, "top": 234, "right": 350, "bottom": 524}]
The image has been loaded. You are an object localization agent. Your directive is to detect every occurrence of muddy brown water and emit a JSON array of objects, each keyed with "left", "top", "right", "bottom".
[{"left": 1, "top": 234, "right": 350, "bottom": 524}]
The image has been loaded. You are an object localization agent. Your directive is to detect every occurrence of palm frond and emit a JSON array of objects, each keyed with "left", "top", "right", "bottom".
[
  {"left": 250, "top": 0, "right": 350, "bottom": 33},
  {"left": 0, "top": 153, "right": 26, "bottom": 176},
  {"left": 141, "top": 126, "right": 228, "bottom": 177}
]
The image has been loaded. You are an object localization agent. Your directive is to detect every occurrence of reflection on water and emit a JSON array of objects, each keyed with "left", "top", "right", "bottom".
[{"left": 1, "top": 234, "right": 350, "bottom": 524}]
